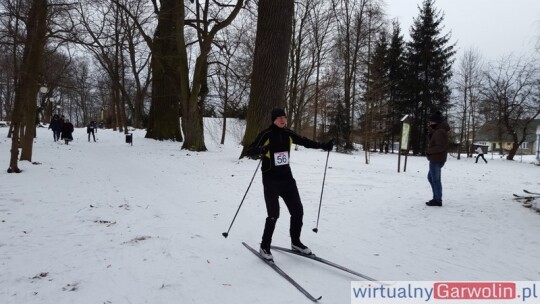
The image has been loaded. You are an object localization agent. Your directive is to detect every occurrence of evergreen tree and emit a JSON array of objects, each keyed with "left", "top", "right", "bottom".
[
  {"left": 386, "top": 20, "right": 407, "bottom": 151},
  {"left": 403, "top": 0, "right": 455, "bottom": 154},
  {"left": 364, "top": 30, "right": 389, "bottom": 152},
  {"left": 328, "top": 99, "right": 348, "bottom": 152}
]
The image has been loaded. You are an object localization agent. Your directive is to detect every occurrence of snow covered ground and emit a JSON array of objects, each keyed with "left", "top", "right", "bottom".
[{"left": 1, "top": 119, "right": 539, "bottom": 304}]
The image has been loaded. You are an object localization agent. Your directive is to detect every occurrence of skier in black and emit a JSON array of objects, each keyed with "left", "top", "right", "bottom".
[
  {"left": 87, "top": 120, "right": 97, "bottom": 142},
  {"left": 245, "top": 108, "right": 333, "bottom": 260}
]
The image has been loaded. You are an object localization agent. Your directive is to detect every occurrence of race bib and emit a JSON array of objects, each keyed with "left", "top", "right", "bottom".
[{"left": 274, "top": 151, "right": 289, "bottom": 166}]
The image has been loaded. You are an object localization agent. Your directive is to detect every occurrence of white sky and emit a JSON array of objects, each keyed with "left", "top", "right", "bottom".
[{"left": 384, "top": 0, "right": 540, "bottom": 61}]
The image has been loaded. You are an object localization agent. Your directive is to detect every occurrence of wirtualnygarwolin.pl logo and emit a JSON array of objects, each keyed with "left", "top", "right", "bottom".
[{"left": 351, "top": 281, "right": 539, "bottom": 303}]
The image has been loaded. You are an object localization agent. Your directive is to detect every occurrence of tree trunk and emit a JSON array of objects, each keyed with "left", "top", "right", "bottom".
[
  {"left": 240, "top": 0, "right": 294, "bottom": 157},
  {"left": 147, "top": 58, "right": 182, "bottom": 140},
  {"left": 145, "top": 0, "right": 182, "bottom": 141},
  {"left": 8, "top": 0, "right": 47, "bottom": 171},
  {"left": 181, "top": 53, "right": 207, "bottom": 151}
]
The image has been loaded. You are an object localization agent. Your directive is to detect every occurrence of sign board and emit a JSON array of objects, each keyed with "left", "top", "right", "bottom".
[
  {"left": 400, "top": 122, "right": 410, "bottom": 150},
  {"left": 399, "top": 115, "right": 412, "bottom": 151},
  {"left": 537, "top": 126, "right": 540, "bottom": 161},
  {"left": 398, "top": 115, "right": 413, "bottom": 173}
]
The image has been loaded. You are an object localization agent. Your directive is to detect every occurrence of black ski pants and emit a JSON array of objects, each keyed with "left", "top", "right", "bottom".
[
  {"left": 88, "top": 129, "right": 95, "bottom": 142},
  {"left": 261, "top": 176, "right": 304, "bottom": 248},
  {"left": 475, "top": 154, "right": 487, "bottom": 163}
]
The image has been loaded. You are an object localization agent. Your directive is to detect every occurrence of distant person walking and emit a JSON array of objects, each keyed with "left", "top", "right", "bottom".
[
  {"left": 87, "top": 120, "right": 97, "bottom": 142},
  {"left": 48, "top": 114, "right": 62, "bottom": 142},
  {"left": 475, "top": 147, "right": 488, "bottom": 164},
  {"left": 425, "top": 111, "right": 450, "bottom": 207},
  {"left": 62, "top": 119, "right": 74, "bottom": 145}
]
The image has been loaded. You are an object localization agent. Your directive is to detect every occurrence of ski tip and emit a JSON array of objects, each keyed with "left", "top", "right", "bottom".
[{"left": 313, "top": 296, "right": 322, "bottom": 301}]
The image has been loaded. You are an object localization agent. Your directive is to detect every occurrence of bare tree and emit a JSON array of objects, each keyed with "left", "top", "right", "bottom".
[
  {"left": 181, "top": 0, "right": 245, "bottom": 151},
  {"left": 8, "top": 0, "right": 47, "bottom": 172},
  {"left": 286, "top": 0, "right": 314, "bottom": 133},
  {"left": 309, "top": 0, "right": 334, "bottom": 140},
  {"left": 210, "top": 18, "right": 252, "bottom": 144},
  {"left": 73, "top": 0, "right": 151, "bottom": 131},
  {"left": 0, "top": 0, "right": 26, "bottom": 135},
  {"left": 110, "top": 0, "right": 244, "bottom": 150},
  {"left": 482, "top": 56, "right": 540, "bottom": 160},
  {"left": 331, "top": 0, "right": 382, "bottom": 153},
  {"left": 0, "top": 1, "right": 25, "bottom": 124},
  {"left": 454, "top": 48, "right": 484, "bottom": 159}
]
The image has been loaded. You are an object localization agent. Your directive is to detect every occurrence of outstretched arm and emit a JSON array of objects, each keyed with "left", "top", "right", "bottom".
[{"left": 288, "top": 129, "right": 333, "bottom": 151}]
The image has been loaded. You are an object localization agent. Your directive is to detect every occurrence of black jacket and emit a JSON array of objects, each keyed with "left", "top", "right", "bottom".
[
  {"left": 246, "top": 124, "right": 322, "bottom": 179},
  {"left": 87, "top": 121, "right": 96, "bottom": 133},
  {"left": 49, "top": 119, "right": 62, "bottom": 131}
]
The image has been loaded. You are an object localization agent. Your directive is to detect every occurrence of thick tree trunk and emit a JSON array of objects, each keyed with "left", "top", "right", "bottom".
[
  {"left": 146, "top": 58, "right": 182, "bottom": 140},
  {"left": 181, "top": 54, "right": 207, "bottom": 151},
  {"left": 145, "top": 0, "right": 182, "bottom": 141},
  {"left": 8, "top": 0, "right": 47, "bottom": 171},
  {"left": 240, "top": 0, "right": 294, "bottom": 157},
  {"left": 180, "top": 93, "right": 206, "bottom": 150}
]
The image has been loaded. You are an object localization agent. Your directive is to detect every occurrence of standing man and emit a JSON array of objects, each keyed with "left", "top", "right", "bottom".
[
  {"left": 426, "top": 111, "right": 450, "bottom": 207},
  {"left": 87, "top": 120, "right": 97, "bottom": 142},
  {"left": 245, "top": 108, "right": 333, "bottom": 260}
]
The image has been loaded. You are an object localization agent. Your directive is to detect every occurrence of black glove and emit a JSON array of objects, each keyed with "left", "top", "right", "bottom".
[
  {"left": 258, "top": 145, "right": 269, "bottom": 155},
  {"left": 321, "top": 140, "right": 334, "bottom": 151}
]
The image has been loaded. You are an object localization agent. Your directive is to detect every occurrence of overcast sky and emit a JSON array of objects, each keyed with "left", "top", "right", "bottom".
[{"left": 384, "top": 0, "right": 540, "bottom": 62}]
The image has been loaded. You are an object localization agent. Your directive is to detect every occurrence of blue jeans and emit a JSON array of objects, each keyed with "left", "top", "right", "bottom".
[{"left": 428, "top": 161, "right": 445, "bottom": 202}]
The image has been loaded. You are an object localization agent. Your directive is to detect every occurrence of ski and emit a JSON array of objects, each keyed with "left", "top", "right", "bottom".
[
  {"left": 523, "top": 189, "right": 540, "bottom": 195},
  {"left": 242, "top": 242, "right": 322, "bottom": 302},
  {"left": 271, "top": 245, "right": 380, "bottom": 283},
  {"left": 513, "top": 194, "right": 539, "bottom": 199}
]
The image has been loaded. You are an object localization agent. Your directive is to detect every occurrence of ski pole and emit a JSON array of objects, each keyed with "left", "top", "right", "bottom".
[
  {"left": 222, "top": 158, "right": 262, "bottom": 238},
  {"left": 313, "top": 150, "right": 330, "bottom": 233}
]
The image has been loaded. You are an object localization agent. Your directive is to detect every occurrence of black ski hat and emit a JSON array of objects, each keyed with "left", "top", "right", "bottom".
[{"left": 271, "top": 108, "right": 286, "bottom": 122}]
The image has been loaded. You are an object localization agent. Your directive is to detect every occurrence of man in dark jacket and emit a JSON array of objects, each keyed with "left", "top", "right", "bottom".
[
  {"left": 245, "top": 108, "right": 333, "bottom": 260},
  {"left": 48, "top": 114, "right": 62, "bottom": 142},
  {"left": 426, "top": 111, "right": 450, "bottom": 206},
  {"left": 87, "top": 120, "right": 97, "bottom": 142}
]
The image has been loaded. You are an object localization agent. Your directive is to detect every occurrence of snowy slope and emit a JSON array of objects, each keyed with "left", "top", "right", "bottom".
[{"left": 1, "top": 119, "right": 539, "bottom": 304}]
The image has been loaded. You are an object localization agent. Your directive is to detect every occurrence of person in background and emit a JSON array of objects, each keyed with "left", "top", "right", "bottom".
[
  {"left": 475, "top": 147, "right": 488, "bottom": 164},
  {"left": 62, "top": 119, "right": 74, "bottom": 145},
  {"left": 425, "top": 111, "right": 450, "bottom": 207},
  {"left": 245, "top": 108, "right": 333, "bottom": 261},
  {"left": 87, "top": 120, "right": 97, "bottom": 142},
  {"left": 48, "top": 114, "right": 62, "bottom": 142}
]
